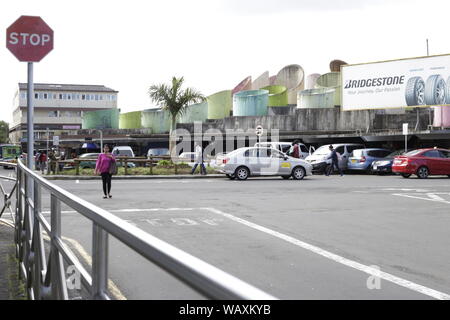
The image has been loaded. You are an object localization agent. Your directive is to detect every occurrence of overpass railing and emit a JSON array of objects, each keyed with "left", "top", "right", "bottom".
[{"left": 10, "top": 159, "right": 276, "bottom": 300}]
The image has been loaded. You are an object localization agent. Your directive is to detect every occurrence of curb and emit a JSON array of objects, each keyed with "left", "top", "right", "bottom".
[{"left": 43, "top": 174, "right": 226, "bottom": 180}]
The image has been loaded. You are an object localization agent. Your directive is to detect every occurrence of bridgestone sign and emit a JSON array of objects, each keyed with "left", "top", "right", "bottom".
[{"left": 341, "top": 54, "right": 450, "bottom": 111}]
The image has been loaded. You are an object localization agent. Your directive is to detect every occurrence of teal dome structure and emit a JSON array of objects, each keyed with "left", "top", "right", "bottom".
[{"left": 233, "top": 90, "right": 269, "bottom": 116}]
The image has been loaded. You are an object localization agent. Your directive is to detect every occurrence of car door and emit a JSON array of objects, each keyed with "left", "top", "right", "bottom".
[
  {"left": 258, "top": 148, "right": 280, "bottom": 175},
  {"left": 299, "top": 144, "right": 309, "bottom": 159},
  {"left": 270, "top": 149, "right": 291, "bottom": 175},
  {"left": 335, "top": 146, "right": 346, "bottom": 169},
  {"left": 438, "top": 150, "right": 450, "bottom": 174},
  {"left": 422, "top": 150, "right": 444, "bottom": 174}
]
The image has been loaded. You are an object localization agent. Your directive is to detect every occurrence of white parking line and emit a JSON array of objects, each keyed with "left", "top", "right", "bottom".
[
  {"left": 392, "top": 193, "right": 450, "bottom": 204},
  {"left": 203, "top": 207, "right": 450, "bottom": 300}
]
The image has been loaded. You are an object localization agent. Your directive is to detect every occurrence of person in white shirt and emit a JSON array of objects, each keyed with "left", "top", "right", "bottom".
[{"left": 190, "top": 143, "right": 207, "bottom": 175}]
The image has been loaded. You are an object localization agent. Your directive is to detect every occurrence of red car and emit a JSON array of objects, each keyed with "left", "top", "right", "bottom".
[{"left": 392, "top": 148, "right": 450, "bottom": 179}]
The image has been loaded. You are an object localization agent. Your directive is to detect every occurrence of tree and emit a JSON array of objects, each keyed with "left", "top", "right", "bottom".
[
  {"left": 0, "top": 121, "right": 9, "bottom": 144},
  {"left": 148, "top": 77, "right": 205, "bottom": 154}
]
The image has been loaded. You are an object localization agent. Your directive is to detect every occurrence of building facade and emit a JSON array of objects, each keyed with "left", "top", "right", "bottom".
[{"left": 9, "top": 83, "right": 118, "bottom": 148}]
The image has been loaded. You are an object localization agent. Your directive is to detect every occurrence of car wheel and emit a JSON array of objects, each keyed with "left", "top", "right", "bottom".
[
  {"left": 425, "top": 75, "right": 446, "bottom": 105},
  {"left": 235, "top": 166, "right": 249, "bottom": 181},
  {"left": 292, "top": 166, "right": 306, "bottom": 180},
  {"left": 416, "top": 166, "right": 429, "bottom": 179},
  {"left": 226, "top": 174, "right": 236, "bottom": 180},
  {"left": 405, "top": 76, "right": 425, "bottom": 106},
  {"left": 401, "top": 173, "right": 411, "bottom": 178},
  {"left": 281, "top": 175, "right": 291, "bottom": 180}
]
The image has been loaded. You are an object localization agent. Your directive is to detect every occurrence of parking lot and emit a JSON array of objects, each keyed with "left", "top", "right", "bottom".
[{"left": 4, "top": 169, "right": 443, "bottom": 300}]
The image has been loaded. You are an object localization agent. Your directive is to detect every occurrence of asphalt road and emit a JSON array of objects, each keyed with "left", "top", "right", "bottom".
[{"left": 3, "top": 168, "right": 450, "bottom": 300}]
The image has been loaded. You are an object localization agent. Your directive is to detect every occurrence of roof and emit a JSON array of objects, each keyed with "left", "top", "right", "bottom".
[{"left": 18, "top": 83, "right": 118, "bottom": 93}]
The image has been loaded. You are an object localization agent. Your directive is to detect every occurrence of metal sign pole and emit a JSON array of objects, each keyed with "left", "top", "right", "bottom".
[{"left": 27, "top": 62, "right": 34, "bottom": 170}]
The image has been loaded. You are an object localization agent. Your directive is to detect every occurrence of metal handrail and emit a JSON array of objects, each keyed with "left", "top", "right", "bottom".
[{"left": 13, "top": 159, "right": 276, "bottom": 300}]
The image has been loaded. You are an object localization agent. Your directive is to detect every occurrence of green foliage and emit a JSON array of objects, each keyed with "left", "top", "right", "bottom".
[
  {"left": 148, "top": 77, "right": 205, "bottom": 131},
  {"left": 0, "top": 121, "right": 9, "bottom": 143},
  {"left": 156, "top": 159, "right": 172, "bottom": 167}
]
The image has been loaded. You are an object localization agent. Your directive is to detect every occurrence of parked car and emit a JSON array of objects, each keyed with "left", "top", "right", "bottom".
[
  {"left": 347, "top": 148, "right": 392, "bottom": 172},
  {"left": 78, "top": 153, "right": 136, "bottom": 169},
  {"left": 78, "top": 153, "right": 99, "bottom": 169},
  {"left": 111, "top": 146, "right": 136, "bottom": 167},
  {"left": 215, "top": 147, "right": 312, "bottom": 180},
  {"left": 112, "top": 146, "right": 135, "bottom": 158},
  {"left": 254, "top": 142, "right": 310, "bottom": 158},
  {"left": 392, "top": 148, "right": 450, "bottom": 179},
  {"left": 371, "top": 150, "right": 409, "bottom": 174},
  {"left": 147, "top": 148, "right": 169, "bottom": 159},
  {"left": 305, "top": 143, "right": 365, "bottom": 174}
]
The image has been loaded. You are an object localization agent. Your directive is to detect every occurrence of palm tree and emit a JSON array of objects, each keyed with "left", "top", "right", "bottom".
[{"left": 148, "top": 76, "right": 205, "bottom": 154}]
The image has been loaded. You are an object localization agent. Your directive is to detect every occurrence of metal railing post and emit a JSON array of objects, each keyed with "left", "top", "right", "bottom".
[
  {"left": 32, "top": 181, "right": 47, "bottom": 299},
  {"left": 50, "top": 194, "right": 68, "bottom": 299},
  {"left": 92, "top": 224, "right": 109, "bottom": 299}
]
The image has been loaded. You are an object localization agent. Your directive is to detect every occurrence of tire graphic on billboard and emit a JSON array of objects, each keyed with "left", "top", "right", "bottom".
[
  {"left": 405, "top": 77, "right": 425, "bottom": 106},
  {"left": 424, "top": 74, "right": 446, "bottom": 105}
]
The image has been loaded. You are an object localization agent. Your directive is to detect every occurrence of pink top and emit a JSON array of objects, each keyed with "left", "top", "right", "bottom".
[{"left": 95, "top": 153, "right": 116, "bottom": 173}]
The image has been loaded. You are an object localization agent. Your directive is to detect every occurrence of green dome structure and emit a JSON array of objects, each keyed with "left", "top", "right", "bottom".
[
  {"left": 261, "top": 85, "right": 288, "bottom": 107},
  {"left": 119, "top": 111, "right": 142, "bottom": 129},
  {"left": 82, "top": 108, "right": 119, "bottom": 129},
  {"left": 141, "top": 109, "right": 171, "bottom": 133},
  {"left": 179, "top": 101, "right": 208, "bottom": 123},
  {"left": 207, "top": 90, "right": 232, "bottom": 119}
]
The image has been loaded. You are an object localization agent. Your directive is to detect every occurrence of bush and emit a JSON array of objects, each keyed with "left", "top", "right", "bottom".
[{"left": 157, "top": 159, "right": 172, "bottom": 167}]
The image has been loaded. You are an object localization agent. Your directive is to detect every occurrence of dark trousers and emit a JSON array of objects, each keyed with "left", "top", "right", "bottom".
[
  {"left": 191, "top": 162, "right": 206, "bottom": 175},
  {"left": 326, "top": 160, "right": 343, "bottom": 176},
  {"left": 101, "top": 172, "right": 112, "bottom": 195}
]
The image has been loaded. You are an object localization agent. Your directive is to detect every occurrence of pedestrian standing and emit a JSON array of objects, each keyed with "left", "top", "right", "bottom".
[
  {"left": 35, "top": 151, "right": 41, "bottom": 171},
  {"left": 326, "top": 145, "right": 343, "bottom": 176},
  {"left": 289, "top": 140, "right": 301, "bottom": 159},
  {"left": 190, "top": 143, "right": 206, "bottom": 175},
  {"left": 39, "top": 151, "right": 47, "bottom": 174},
  {"left": 95, "top": 144, "right": 116, "bottom": 199},
  {"left": 48, "top": 150, "right": 57, "bottom": 174}
]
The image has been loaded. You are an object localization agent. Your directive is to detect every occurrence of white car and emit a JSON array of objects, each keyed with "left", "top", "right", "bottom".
[{"left": 215, "top": 147, "right": 313, "bottom": 180}]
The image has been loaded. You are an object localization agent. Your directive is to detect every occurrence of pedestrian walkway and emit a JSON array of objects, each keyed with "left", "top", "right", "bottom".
[{"left": 0, "top": 222, "right": 24, "bottom": 300}]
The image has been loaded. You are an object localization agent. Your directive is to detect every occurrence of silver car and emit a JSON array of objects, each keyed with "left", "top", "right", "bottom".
[{"left": 214, "top": 147, "right": 313, "bottom": 180}]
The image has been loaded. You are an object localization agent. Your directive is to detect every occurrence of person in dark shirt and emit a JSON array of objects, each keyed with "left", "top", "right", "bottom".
[{"left": 326, "top": 145, "right": 343, "bottom": 176}]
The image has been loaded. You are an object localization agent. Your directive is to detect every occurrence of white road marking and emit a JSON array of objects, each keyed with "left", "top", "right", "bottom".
[
  {"left": 42, "top": 208, "right": 196, "bottom": 214},
  {"left": 171, "top": 218, "right": 198, "bottom": 226},
  {"left": 392, "top": 193, "right": 450, "bottom": 205},
  {"left": 382, "top": 188, "right": 432, "bottom": 192},
  {"left": 203, "top": 207, "right": 450, "bottom": 300}
]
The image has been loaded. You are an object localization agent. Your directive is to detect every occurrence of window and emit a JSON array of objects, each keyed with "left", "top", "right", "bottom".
[
  {"left": 35, "top": 93, "right": 39, "bottom": 99},
  {"left": 352, "top": 150, "right": 364, "bottom": 157},
  {"left": 423, "top": 150, "right": 441, "bottom": 158},
  {"left": 335, "top": 146, "right": 345, "bottom": 154},
  {"left": 300, "top": 145, "right": 308, "bottom": 153},
  {"left": 346, "top": 145, "right": 364, "bottom": 153},
  {"left": 68, "top": 93, "right": 72, "bottom": 100},
  {"left": 59, "top": 94, "right": 63, "bottom": 100},
  {"left": 243, "top": 149, "right": 257, "bottom": 157},
  {"left": 281, "top": 144, "right": 291, "bottom": 153},
  {"left": 48, "top": 111, "right": 58, "bottom": 117},
  {"left": 439, "top": 150, "right": 450, "bottom": 158},
  {"left": 86, "top": 94, "right": 90, "bottom": 101},
  {"left": 257, "top": 148, "right": 271, "bottom": 158},
  {"left": 95, "top": 94, "right": 99, "bottom": 101},
  {"left": 43, "top": 93, "right": 48, "bottom": 99},
  {"left": 270, "top": 150, "right": 285, "bottom": 159},
  {"left": 99, "top": 95, "right": 103, "bottom": 100}
]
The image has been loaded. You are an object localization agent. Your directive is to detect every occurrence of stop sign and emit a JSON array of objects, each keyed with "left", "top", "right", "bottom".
[{"left": 6, "top": 15, "right": 53, "bottom": 62}]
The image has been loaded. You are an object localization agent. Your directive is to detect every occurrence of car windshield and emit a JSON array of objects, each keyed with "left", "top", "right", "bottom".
[
  {"left": 405, "top": 150, "right": 422, "bottom": 157},
  {"left": 117, "top": 150, "right": 133, "bottom": 157},
  {"left": 313, "top": 146, "right": 332, "bottom": 156}
]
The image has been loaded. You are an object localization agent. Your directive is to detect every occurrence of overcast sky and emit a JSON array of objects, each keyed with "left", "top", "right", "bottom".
[{"left": 1, "top": 0, "right": 448, "bottom": 123}]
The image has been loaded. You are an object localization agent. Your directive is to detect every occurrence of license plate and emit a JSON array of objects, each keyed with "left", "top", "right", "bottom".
[{"left": 351, "top": 159, "right": 357, "bottom": 163}]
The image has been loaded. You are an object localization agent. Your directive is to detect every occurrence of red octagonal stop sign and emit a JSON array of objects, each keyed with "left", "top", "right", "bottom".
[{"left": 6, "top": 15, "right": 53, "bottom": 62}]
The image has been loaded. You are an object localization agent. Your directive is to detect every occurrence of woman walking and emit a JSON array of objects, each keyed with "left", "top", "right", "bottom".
[{"left": 95, "top": 144, "right": 116, "bottom": 199}]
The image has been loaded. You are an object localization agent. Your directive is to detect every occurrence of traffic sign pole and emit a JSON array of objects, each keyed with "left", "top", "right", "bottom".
[{"left": 27, "top": 62, "right": 34, "bottom": 170}]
